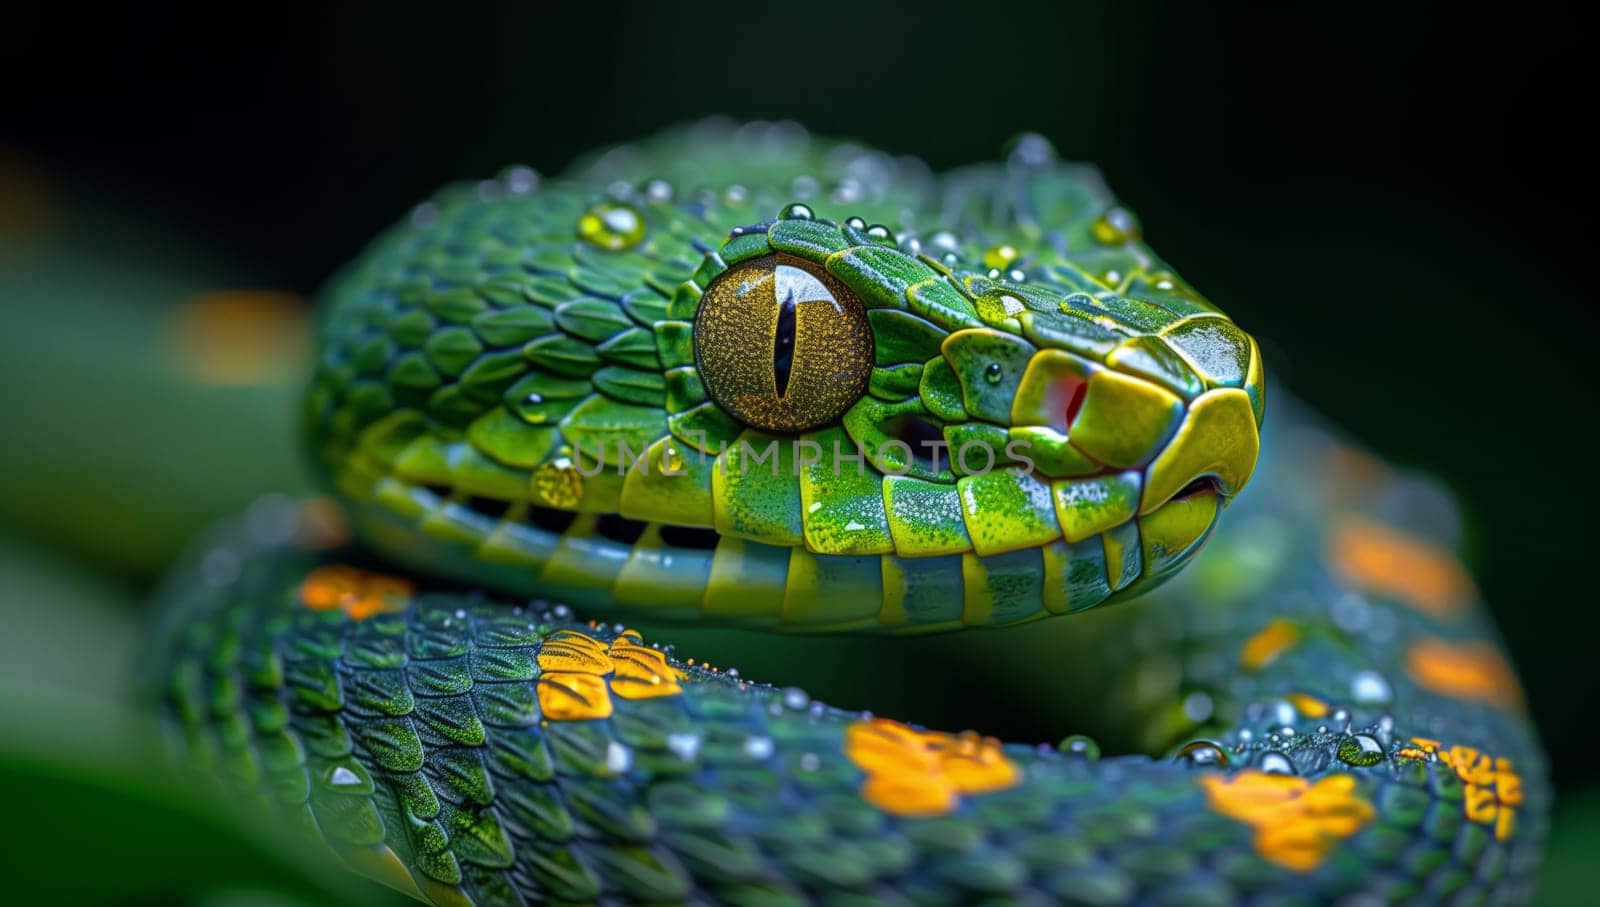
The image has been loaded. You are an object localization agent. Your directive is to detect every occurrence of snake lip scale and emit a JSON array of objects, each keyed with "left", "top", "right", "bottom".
[{"left": 150, "top": 120, "right": 1546, "bottom": 905}]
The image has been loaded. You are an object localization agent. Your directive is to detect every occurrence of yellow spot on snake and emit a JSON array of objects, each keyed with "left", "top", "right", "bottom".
[
  {"left": 299, "top": 565, "right": 412, "bottom": 620},
  {"left": 1406, "top": 637, "right": 1523, "bottom": 709},
  {"left": 982, "top": 244, "right": 1020, "bottom": 270},
  {"left": 1329, "top": 515, "right": 1474, "bottom": 617},
  {"left": 1240, "top": 619, "right": 1300, "bottom": 670},
  {"left": 609, "top": 637, "right": 688, "bottom": 700},
  {"left": 1200, "top": 771, "right": 1375, "bottom": 871},
  {"left": 169, "top": 290, "right": 309, "bottom": 386},
  {"left": 1287, "top": 692, "right": 1329, "bottom": 718},
  {"left": 1403, "top": 739, "right": 1524, "bottom": 840},
  {"left": 534, "top": 629, "right": 688, "bottom": 720},
  {"left": 844, "top": 718, "right": 1020, "bottom": 818},
  {"left": 536, "top": 672, "right": 613, "bottom": 721}
]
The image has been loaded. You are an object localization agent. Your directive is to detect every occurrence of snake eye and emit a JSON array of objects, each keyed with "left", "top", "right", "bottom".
[{"left": 694, "top": 253, "right": 873, "bottom": 433}]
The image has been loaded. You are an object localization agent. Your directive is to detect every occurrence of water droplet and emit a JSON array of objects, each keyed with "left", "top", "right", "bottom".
[
  {"left": 984, "top": 362, "right": 1004, "bottom": 384},
  {"left": 782, "top": 687, "right": 811, "bottom": 710},
  {"left": 781, "top": 202, "right": 814, "bottom": 221},
  {"left": 1174, "top": 740, "right": 1230, "bottom": 769},
  {"left": 1350, "top": 669, "right": 1392, "bottom": 705},
  {"left": 1374, "top": 714, "right": 1396, "bottom": 745},
  {"left": 1092, "top": 206, "right": 1142, "bottom": 245},
  {"left": 532, "top": 459, "right": 584, "bottom": 509},
  {"left": 724, "top": 185, "right": 749, "bottom": 206},
  {"left": 577, "top": 202, "right": 646, "bottom": 251},
  {"left": 832, "top": 179, "right": 863, "bottom": 204},
  {"left": 865, "top": 224, "right": 893, "bottom": 242},
  {"left": 1267, "top": 699, "right": 1298, "bottom": 730},
  {"left": 666, "top": 732, "right": 700, "bottom": 761},
  {"left": 927, "top": 231, "right": 961, "bottom": 254},
  {"left": 790, "top": 176, "right": 819, "bottom": 199},
  {"left": 983, "top": 244, "right": 1020, "bottom": 271},
  {"left": 661, "top": 445, "right": 685, "bottom": 474},
  {"left": 1008, "top": 133, "right": 1057, "bottom": 169},
  {"left": 1337, "top": 734, "right": 1386, "bottom": 767},
  {"left": 799, "top": 752, "right": 821, "bottom": 771},
  {"left": 1258, "top": 751, "right": 1296, "bottom": 774},
  {"left": 524, "top": 392, "right": 544, "bottom": 406},
  {"left": 329, "top": 766, "right": 363, "bottom": 788},
  {"left": 974, "top": 291, "right": 1027, "bottom": 323},
  {"left": 552, "top": 603, "right": 573, "bottom": 620},
  {"left": 1182, "top": 691, "right": 1215, "bottom": 723},
  {"left": 644, "top": 179, "right": 673, "bottom": 203},
  {"left": 1058, "top": 734, "right": 1101, "bottom": 760},
  {"left": 503, "top": 166, "right": 539, "bottom": 195},
  {"left": 605, "top": 741, "right": 632, "bottom": 773},
  {"left": 844, "top": 215, "right": 867, "bottom": 230},
  {"left": 743, "top": 736, "right": 774, "bottom": 759},
  {"left": 201, "top": 548, "right": 240, "bottom": 587}
]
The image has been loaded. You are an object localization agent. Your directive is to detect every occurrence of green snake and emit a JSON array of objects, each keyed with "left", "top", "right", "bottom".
[{"left": 147, "top": 121, "right": 1546, "bottom": 904}]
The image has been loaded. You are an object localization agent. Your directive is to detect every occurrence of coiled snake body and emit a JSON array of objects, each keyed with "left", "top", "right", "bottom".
[{"left": 148, "top": 122, "right": 1546, "bottom": 904}]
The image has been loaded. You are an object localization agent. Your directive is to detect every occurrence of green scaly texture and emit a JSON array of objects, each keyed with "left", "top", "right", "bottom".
[{"left": 149, "top": 121, "right": 1546, "bottom": 904}]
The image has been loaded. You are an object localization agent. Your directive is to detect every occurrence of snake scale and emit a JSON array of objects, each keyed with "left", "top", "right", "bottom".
[{"left": 146, "top": 121, "right": 1547, "bottom": 905}]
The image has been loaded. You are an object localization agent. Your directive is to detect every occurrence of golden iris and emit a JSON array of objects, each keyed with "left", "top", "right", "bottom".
[{"left": 694, "top": 254, "right": 873, "bottom": 433}]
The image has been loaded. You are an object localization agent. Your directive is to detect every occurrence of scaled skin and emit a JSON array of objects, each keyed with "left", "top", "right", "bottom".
[
  {"left": 307, "top": 122, "right": 1260, "bottom": 633},
  {"left": 150, "top": 122, "right": 1545, "bottom": 904}
]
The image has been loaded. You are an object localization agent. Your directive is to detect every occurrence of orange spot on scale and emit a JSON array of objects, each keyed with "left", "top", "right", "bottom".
[
  {"left": 1200, "top": 771, "right": 1375, "bottom": 871},
  {"left": 1286, "top": 692, "right": 1329, "bottom": 718},
  {"left": 1428, "top": 742, "right": 1525, "bottom": 841},
  {"left": 298, "top": 565, "right": 412, "bottom": 620},
  {"left": 1329, "top": 516, "right": 1475, "bottom": 617},
  {"left": 168, "top": 290, "right": 310, "bottom": 386},
  {"left": 1322, "top": 443, "right": 1392, "bottom": 494},
  {"left": 844, "top": 718, "right": 1020, "bottom": 818},
  {"left": 536, "top": 672, "right": 613, "bottom": 721},
  {"left": 533, "top": 628, "right": 690, "bottom": 721},
  {"left": 608, "top": 638, "right": 688, "bottom": 700},
  {"left": 1240, "top": 619, "right": 1301, "bottom": 671},
  {"left": 1406, "top": 637, "right": 1523, "bottom": 710},
  {"left": 296, "top": 497, "right": 350, "bottom": 549}
]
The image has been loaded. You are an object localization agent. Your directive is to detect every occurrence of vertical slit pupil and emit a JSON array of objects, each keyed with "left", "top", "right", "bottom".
[{"left": 773, "top": 286, "right": 797, "bottom": 398}]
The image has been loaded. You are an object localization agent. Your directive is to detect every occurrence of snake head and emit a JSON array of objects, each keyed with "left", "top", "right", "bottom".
[
  {"left": 679, "top": 200, "right": 1263, "bottom": 628},
  {"left": 309, "top": 129, "right": 1263, "bottom": 632}
]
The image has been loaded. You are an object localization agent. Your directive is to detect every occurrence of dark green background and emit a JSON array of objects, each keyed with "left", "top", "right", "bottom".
[{"left": 6, "top": 2, "right": 1596, "bottom": 900}]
